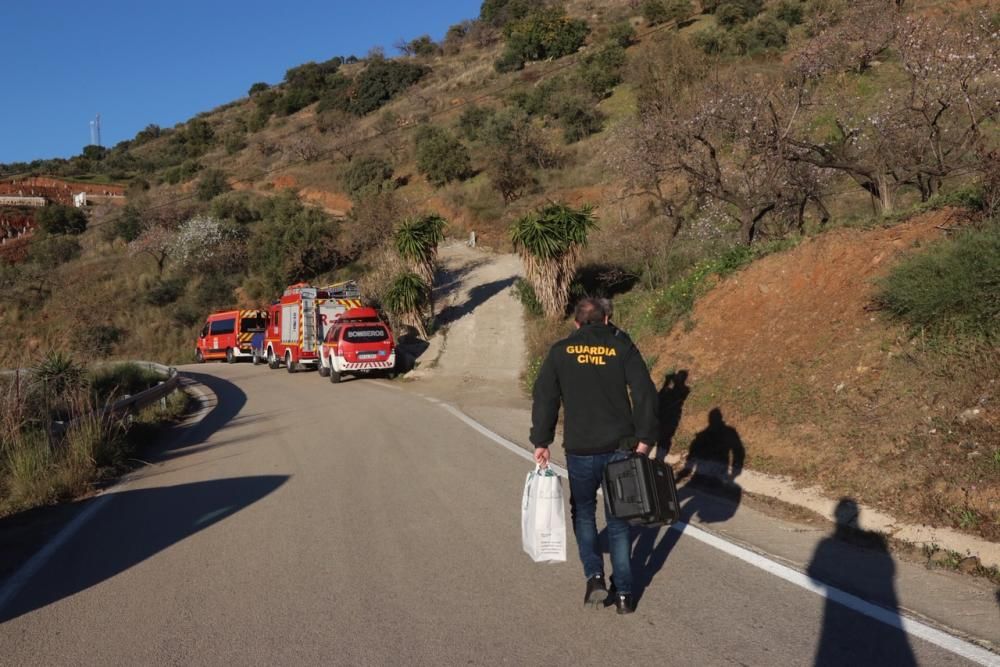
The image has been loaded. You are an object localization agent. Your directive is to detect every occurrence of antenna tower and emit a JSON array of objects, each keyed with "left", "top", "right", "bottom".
[{"left": 89, "top": 113, "right": 102, "bottom": 147}]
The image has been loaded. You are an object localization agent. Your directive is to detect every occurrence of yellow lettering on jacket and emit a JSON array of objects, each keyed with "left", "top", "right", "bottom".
[
  {"left": 565, "top": 345, "right": 617, "bottom": 357},
  {"left": 569, "top": 345, "right": 614, "bottom": 365}
]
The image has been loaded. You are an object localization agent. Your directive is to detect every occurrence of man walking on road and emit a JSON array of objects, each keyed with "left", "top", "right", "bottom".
[{"left": 530, "top": 298, "right": 659, "bottom": 614}]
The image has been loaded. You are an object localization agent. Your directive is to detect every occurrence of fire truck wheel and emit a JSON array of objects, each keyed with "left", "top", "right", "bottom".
[
  {"left": 267, "top": 350, "right": 279, "bottom": 370},
  {"left": 329, "top": 370, "right": 341, "bottom": 384},
  {"left": 285, "top": 352, "right": 296, "bottom": 373},
  {"left": 226, "top": 348, "right": 236, "bottom": 364},
  {"left": 196, "top": 349, "right": 205, "bottom": 364}
]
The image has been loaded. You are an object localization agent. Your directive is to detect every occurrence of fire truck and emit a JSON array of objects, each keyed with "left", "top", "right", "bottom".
[
  {"left": 318, "top": 307, "right": 397, "bottom": 383},
  {"left": 264, "top": 281, "right": 363, "bottom": 372}
]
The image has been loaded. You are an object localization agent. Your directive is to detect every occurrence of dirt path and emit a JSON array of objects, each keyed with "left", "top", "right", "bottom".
[{"left": 404, "top": 242, "right": 527, "bottom": 409}]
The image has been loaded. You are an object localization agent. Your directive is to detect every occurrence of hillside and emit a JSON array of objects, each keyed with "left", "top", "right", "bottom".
[
  {"left": 640, "top": 209, "right": 999, "bottom": 540},
  {"left": 0, "top": 0, "right": 997, "bottom": 545}
]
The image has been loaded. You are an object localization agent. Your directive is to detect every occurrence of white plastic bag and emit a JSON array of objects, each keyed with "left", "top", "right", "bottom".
[{"left": 521, "top": 465, "right": 567, "bottom": 563}]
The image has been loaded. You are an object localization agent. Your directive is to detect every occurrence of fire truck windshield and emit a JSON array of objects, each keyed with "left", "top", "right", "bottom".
[{"left": 240, "top": 317, "right": 267, "bottom": 333}]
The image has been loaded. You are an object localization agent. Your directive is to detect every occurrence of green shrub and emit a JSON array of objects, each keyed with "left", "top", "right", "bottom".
[
  {"left": 730, "top": 15, "right": 790, "bottom": 54},
  {"left": 458, "top": 105, "right": 495, "bottom": 141},
  {"left": 80, "top": 325, "right": 124, "bottom": 357},
  {"left": 344, "top": 156, "right": 394, "bottom": 197},
  {"left": 36, "top": 205, "right": 87, "bottom": 235},
  {"left": 607, "top": 21, "right": 637, "bottom": 47},
  {"left": 145, "top": 278, "right": 186, "bottom": 306},
  {"left": 161, "top": 160, "right": 202, "bottom": 185},
  {"left": 495, "top": 8, "right": 590, "bottom": 72},
  {"left": 248, "top": 82, "right": 270, "bottom": 96},
  {"left": 90, "top": 363, "right": 164, "bottom": 403},
  {"left": 578, "top": 44, "right": 627, "bottom": 98},
  {"left": 715, "top": 0, "right": 763, "bottom": 27},
  {"left": 348, "top": 60, "right": 429, "bottom": 116},
  {"left": 876, "top": 227, "right": 1000, "bottom": 343},
  {"left": 28, "top": 234, "right": 81, "bottom": 268},
  {"left": 245, "top": 192, "right": 342, "bottom": 298},
  {"left": 480, "top": 0, "right": 535, "bottom": 27},
  {"left": 774, "top": 0, "right": 805, "bottom": 25},
  {"left": 642, "top": 0, "right": 670, "bottom": 25},
  {"left": 513, "top": 278, "right": 544, "bottom": 318},
  {"left": 553, "top": 96, "right": 605, "bottom": 143},
  {"left": 693, "top": 26, "right": 730, "bottom": 54},
  {"left": 414, "top": 126, "right": 472, "bottom": 186},
  {"left": 196, "top": 169, "right": 231, "bottom": 201}
]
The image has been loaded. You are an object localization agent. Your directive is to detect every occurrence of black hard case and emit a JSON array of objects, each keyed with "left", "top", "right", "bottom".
[{"left": 603, "top": 454, "right": 681, "bottom": 526}]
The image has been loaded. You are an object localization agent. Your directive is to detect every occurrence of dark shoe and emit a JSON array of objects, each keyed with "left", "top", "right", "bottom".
[
  {"left": 584, "top": 575, "right": 607, "bottom": 609},
  {"left": 613, "top": 592, "right": 636, "bottom": 615}
]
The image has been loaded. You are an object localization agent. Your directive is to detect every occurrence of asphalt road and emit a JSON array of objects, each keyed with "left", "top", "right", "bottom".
[{"left": 0, "top": 364, "right": 982, "bottom": 666}]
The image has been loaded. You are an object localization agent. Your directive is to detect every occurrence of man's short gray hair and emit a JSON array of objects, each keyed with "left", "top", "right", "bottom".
[{"left": 574, "top": 297, "right": 608, "bottom": 325}]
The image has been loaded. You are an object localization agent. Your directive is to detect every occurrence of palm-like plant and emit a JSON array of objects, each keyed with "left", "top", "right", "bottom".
[
  {"left": 382, "top": 272, "right": 432, "bottom": 339},
  {"left": 510, "top": 203, "right": 597, "bottom": 318},
  {"left": 393, "top": 214, "right": 447, "bottom": 286}
]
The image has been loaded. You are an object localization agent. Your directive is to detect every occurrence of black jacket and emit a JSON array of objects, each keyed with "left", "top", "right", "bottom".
[{"left": 530, "top": 323, "right": 659, "bottom": 455}]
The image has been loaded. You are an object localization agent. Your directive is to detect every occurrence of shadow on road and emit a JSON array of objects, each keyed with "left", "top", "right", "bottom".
[
  {"left": 628, "top": 407, "right": 746, "bottom": 606},
  {"left": 435, "top": 276, "right": 518, "bottom": 328},
  {"left": 807, "top": 498, "right": 917, "bottom": 666},
  {"left": 0, "top": 475, "right": 288, "bottom": 624},
  {"left": 153, "top": 371, "right": 248, "bottom": 461}
]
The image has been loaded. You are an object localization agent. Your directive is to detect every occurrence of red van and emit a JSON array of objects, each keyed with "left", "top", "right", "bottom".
[
  {"left": 318, "top": 307, "right": 396, "bottom": 383},
  {"left": 196, "top": 309, "right": 268, "bottom": 363}
]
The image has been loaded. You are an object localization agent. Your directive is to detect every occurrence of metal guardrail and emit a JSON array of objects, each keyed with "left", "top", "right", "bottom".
[
  {"left": 100, "top": 361, "right": 180, "bottom": 420},
  {"left": 0, "top": 361, "right": 182, "bottom": 430}
]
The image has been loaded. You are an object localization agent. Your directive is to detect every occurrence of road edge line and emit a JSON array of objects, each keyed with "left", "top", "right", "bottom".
[
  {"left": 0, "top": 375, "right": 215, "bottom": 616},
  {"left": 435, "top": 400, "right": 1000, "bottom": 666}
]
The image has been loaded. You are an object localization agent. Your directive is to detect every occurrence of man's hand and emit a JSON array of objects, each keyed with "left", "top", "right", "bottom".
[
  {"left": 534, "top": 447, "right": 550, "bottom": 468},
  {"left": 636, "top": 442, "right": 651, "bottom": 456}
]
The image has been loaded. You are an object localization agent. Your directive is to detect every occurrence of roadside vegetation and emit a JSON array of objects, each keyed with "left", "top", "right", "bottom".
[{"left": 0, "top": 355, "right": 188, "bottom": 516}]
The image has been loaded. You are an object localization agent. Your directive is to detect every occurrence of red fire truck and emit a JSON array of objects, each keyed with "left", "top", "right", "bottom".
[{"left": 264, "top": 281, "right": 363, "bottom": 372}]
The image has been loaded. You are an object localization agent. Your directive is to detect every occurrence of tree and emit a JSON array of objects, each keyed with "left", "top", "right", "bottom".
[
  {"left": 348, "top": 60, "right": 429, "bottom": 116},
  {"left": 36, "top": 205, "right": 87, "bottom": 235},
  {"left": 394, "top": 214, "right": 447, "bottom": 286},
  {"left": 642, "top": 0, "right": 670, "bottom": 25},
  {"left": 170, "top": 215, "right": 247, "bottom": 273},
  {"left": 578, "top": 44, "right": 628, "bottom": 99},
  {"left": 480, "top": 0, "right": 536, "bottom": 27},
  {"left": 248, "top": 82, "right": 270, "bottom": 96},
  {"left": 245, "top": 193, "right": 342, "bottom": 298},
  {"left": 382, "top": 272, "right": 431, "bottom": 339},
  {"left": 495, "top": 8, "right": 590, "bottom": 72},
  {"left": 344, "top": 156, "right": 394, "bottom": 197},
  {"left": 196, "top": 169, "right": 231, "bottom": 201},
  {"left": 511, "top": 203, "right": 597, "bottom": 318},
  {"left": 414, "top": 126, "right": 472, "bottom": 186},
  {"left": 129, "top": 223, "right": 176, "bottom": 275}
]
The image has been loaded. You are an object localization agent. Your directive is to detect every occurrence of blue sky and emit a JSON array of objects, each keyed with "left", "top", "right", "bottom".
[{"left": 1, "top": 0, "right": 482, "bottom": 164}]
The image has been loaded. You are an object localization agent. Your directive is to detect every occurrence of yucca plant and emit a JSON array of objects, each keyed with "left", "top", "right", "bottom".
[
  {"left": 510, "top": 203, "right": 597, "bottom": 318},
  {"left": 394, "top": 214, "right": 447, "bottom": 286},
  {"left": 382, "top": 272, "right": 432, "bottom": 339}
]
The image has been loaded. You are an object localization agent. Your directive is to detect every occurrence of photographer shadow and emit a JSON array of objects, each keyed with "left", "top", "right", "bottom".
[
  {"left": 655, "top": 370, "right": 691, "bottom": 461},
  {"left": 629, "top": 408, "right": 746, "bottom": 606}
]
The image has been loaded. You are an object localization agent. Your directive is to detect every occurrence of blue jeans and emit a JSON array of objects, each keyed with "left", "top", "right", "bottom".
[{"left": 566, "top": 452, "right": 632, "bottom": 594}]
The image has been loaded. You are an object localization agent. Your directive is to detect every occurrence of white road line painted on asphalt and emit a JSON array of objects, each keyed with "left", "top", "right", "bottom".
[
  {"left": 0, "top": 494, "right": 114, "bottom": 613},
  {"left": 438, "top": 401, "right": 1000, "bottom": 667},
  {"left": 0, "top": 378, "right": 215, "bottom": 617}
]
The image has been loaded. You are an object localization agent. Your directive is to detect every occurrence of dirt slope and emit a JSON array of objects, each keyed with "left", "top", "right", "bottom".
[
  {"left": 406, "top": 243, "right": 526, "bottom": 407},
  {"left": 648, "top": 209, "right": 1000, "bottom": 539}
]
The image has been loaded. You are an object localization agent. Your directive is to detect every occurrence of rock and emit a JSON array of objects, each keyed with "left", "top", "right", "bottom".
[
  {"left": 929, "top": 550, "right": 951, "bottom": 565},
  {"left": 834, "top": 382, "right": 846, "bottom": 393},
  {"left": 957, "top": 408, "right": 982, "bottom": 424},
  {"left": 958, "top": 556, "right": 980, "bottom": 574}
]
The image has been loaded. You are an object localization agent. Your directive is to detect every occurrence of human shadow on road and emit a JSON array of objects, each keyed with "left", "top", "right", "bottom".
[
  {"left": 656, "top": 370, "right": 691, "bottom": 460},
  {"left": 807, "top": 498, "right": 916, "bottom": 667},
  {"left": 434, "top": 276, "right": 518, "bottom": 328},
  {"left": 628, "top": 408, "right": 746, "bottom": 606},
  {"left": 0, "top": 475, "right": 288, "bottom": 624}
]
